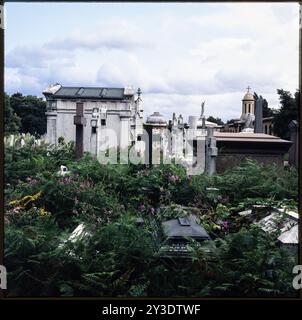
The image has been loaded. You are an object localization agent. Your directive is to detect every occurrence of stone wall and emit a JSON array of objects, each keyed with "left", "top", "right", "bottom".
[{"left": 216, "top": 153, "right": 283, "bottom": 173}]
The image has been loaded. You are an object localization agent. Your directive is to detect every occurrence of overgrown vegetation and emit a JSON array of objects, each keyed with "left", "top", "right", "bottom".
[{"left": 4, "top": 139, "right": 298, "bottom": 297}]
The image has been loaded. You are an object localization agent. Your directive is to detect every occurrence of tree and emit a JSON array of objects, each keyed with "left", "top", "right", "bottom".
[
  {"left": 253, "top": 92, "right": 274, "bottom": 118},
  {"left": 10, "top": 93, "right": 47, "bottom": 136},
  {"left": 207, "top": 116, "right": 224, "bottom": 125},
  {"left": 226, "top": 118, "right": 238, "bottom": 124},
  {"left": 262, "top": 99, "right": 275, "bottom": 118},
  {"left": 4, "top": 93, "right": 21, "bottom": 135},
  {"left": 273, "top": 89, "right": 299, "bottom": 140}
]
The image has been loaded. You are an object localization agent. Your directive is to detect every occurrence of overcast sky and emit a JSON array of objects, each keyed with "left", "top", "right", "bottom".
[{"left": 5, "top": 2, "right": 299, "bottom": 122}]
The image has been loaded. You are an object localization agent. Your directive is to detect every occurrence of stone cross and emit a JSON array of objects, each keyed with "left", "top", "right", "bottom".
[{"left": 74, "top": 102, "right": 87, "bottom": 159}]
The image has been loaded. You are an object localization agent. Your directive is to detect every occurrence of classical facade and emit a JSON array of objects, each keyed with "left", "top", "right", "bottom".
[{"left": 43, "top": 84, "right": 144, "bottom": 155}]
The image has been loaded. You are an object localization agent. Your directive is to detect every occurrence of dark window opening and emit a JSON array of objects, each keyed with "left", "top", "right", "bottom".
[
  {"left": 193, "top": 140, "right": 197, "bottom": 157},
  {"left": 101, "top": 119, "right": 106, "bottom": 126},
  {"left": 92, "top": 127, "right": 97, "bottom": 134},
  {"left": 137, "top": 135, "right": 142, "bottom": 141}
]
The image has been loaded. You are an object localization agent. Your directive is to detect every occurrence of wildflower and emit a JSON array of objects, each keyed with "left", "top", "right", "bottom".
[
  {"left": 139, "top": 204, "right": 145, "bottom": 211},
  {"left": 9, "top": 191, "right": 42, "bottom": 208},
  {"left": 12, "top": 206, "right": 20, "bottom": 213},
  {"left": 38, "top": 207, "right": 50, "bottom": 217},
  {"left": 80, "top": 179, "right": 93, "bottom": 189},
  {"left": 222, "top": 221, "right": 229, "bottom": 231},
  {"left": 29, "top": 179, "right": 38, "bottom": 186},
  {"left": 169, "top": 175, "right": 176, "bottom": 182},
  {"left": 38, "top": 208, "right": 46, "bottom": 216}
]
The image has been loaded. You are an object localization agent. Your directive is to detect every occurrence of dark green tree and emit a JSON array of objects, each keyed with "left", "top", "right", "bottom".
[
  {"left": 253, "top": 92, "right": 274, "bottom": 118},
  {"left": 226, "top": 118, "right": 237, "bottom": 124},
  {"left": 207, "top": 116, "right": 224, "bottom": 125},
  {"left": 273, "top": 89, "right": 299, "bottom": 140},
  {"left": 4, "top": 93, "right": 21, "bottom": 135},
  {"left": 10, "top": 93, "right": 47, "bottom": 136},
  {"left": 262, "top": 99, "right": 275, "bottom": 118}
]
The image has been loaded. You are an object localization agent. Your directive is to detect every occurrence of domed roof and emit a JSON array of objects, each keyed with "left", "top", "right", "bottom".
[
  {"left": 243, "top": 87, "right": 254, "bottom": 101},
  {"left": 146, "top": 112, "right": 167, "bottom": 124}
]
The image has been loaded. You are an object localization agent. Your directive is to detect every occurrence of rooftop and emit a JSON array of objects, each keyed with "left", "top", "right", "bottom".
[
  {"left": 146, "top": 112, "right": 167, "bottom": 125},
  {"left": 43, "top": 84, "right": 135, "bottom": 100},
  {"left": 214, "top": 132, "right": 292, "bottom": 144}
]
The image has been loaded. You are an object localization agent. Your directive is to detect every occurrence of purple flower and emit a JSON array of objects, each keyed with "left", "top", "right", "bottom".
[
  {"left": 222, "top": 221, "right": 229, "bottom": 230},
  {"left": 139, "top": 204, "right": 145, "bottom": 211},
  {"left": 29, "top": 179, "right": 38, "bottom": 186},
  {"left": 169, "top": 175, "right": 176, "bottom": 182},
  {"left": 150, "top": 207, "right": 155, "bottom": 215}
]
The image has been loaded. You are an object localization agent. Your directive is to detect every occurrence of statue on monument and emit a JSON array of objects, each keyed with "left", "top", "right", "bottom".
[
  {"left": 200, "top": 101, "right": 205, "bottom": 118},
  {"left": 200, "top": 101, "right": 206, "bottom": 129},
  {"left": 241, "top": 113, "right": 255, "bottom": 132}
]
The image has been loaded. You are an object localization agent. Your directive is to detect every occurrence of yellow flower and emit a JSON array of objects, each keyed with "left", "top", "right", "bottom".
[
  {"left": 38, "top": 207, "right": 51, "bottom": 217},
  {"left": 9, "top": 191, "right": 42, "bottom": 208}
]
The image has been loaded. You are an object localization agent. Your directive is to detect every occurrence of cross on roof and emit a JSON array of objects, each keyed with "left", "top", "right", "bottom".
[{"left": 246, "top": 86, "right": 251, "bottom": 92}]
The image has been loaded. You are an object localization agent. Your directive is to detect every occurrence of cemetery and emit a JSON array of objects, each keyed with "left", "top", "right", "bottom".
[
  {"left": 3, "top": 84, "right": 299, "bottom": 298},
  {"left": 3, "top": 0, "right": 300, "bottom": 300},
  {"left": 4, "top": 106, "right": 299, "bottom": 296}
]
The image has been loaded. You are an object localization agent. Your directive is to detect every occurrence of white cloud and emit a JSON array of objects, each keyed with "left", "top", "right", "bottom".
[
  {"left": 5, "top": 3, "right": 299, "bottom": 122},
  {"left": 45, "top": 19, "right": 150, "bottom": 51}
]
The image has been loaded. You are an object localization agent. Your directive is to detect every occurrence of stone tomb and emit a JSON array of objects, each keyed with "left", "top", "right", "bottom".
[{"left": 213, "top": 132, "right": 292, "bottom": 172}]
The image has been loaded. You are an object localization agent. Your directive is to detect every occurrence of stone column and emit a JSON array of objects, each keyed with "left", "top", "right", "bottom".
[
  {"left": 288, "top": 120, "right": 299, "bottom": 167},
  {"left": 45, "top": 111, "right": 57, "bottom": 145},
  {"left": 254, "top": 97, "right": 263, "bottom": 133},
  {"left": 205, "top": 127, "right": 217, "bottom": 176},
  {"left": 74, "top": 103, "right": 87, "bottom": 159}
]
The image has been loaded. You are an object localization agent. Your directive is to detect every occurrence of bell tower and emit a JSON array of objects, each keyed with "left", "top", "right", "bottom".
[{"left": 242, "top": 86, "right": 255, "bottom": 116}]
